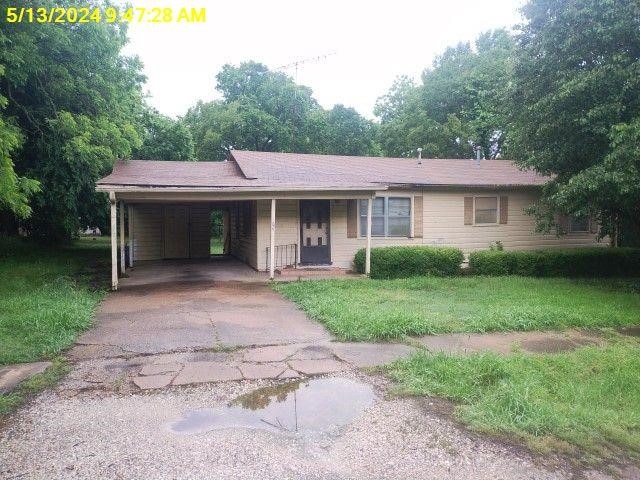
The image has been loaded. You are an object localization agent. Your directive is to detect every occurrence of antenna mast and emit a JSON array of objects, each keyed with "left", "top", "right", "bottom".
[{"left": 276, "top": 52, "right": 336, "bottom": 150}]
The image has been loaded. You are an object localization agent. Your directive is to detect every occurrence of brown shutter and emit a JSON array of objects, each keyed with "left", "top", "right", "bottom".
[
  {"left": 413, "top": 195, "right": 423, "bottom": 238},
  {"left": 589, "top": 217, "right": 599, "bottom": 234},
  {"left": 464, "top": 197, "right": 473, "bottom": 225},
  {"left": 347, "top": 199, "right": 358, "bottom": 238},
  {"left": 499, "top": 196, "right": 508, "bottom": 224}
]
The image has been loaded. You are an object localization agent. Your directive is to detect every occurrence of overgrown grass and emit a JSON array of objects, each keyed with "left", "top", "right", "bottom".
[
  {"left": 0, "top": 236, "right": 109, "bottom": 365},
  {"left": 389, "top": 343, "right": 640, "bottom": 460},
  {"left": 275, "top": 276, "right": 640, "bottom": 341}
]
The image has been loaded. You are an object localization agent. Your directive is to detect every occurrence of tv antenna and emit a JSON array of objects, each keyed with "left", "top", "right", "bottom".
[
  {"left": 277, "top": 52, "right": 337, "bottom": 82},
  {"left": 276, "top": 52, "right": 337, "bottom": 150}
]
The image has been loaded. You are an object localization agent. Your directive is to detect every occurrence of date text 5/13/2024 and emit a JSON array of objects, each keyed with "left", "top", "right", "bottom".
[{"left": 5, "top": 7, "right": 207, "bottom": 23}]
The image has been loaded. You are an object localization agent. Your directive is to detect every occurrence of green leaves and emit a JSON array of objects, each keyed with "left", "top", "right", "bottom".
[
  {"left": 0, "top": 0, "right": 145, "bottom": 240},
  {"left": 184, "top": 61, "right": 381, "bottom": 160},
  {"left": 376, "top": 29, "right": 514, "bottom": 159},
  {"left": 510, "top": 0, "right": 640, "bottom": 241},
  {"left": 134, "top": 109, "right": 195, "bottom": 161}
]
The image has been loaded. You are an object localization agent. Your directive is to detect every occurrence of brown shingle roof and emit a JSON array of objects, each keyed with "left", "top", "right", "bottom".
[
  {"left": 96, "top": 151, "right": 550, "bottom": 190},
  {"left": 230, "top": 151, "right": 549, "bottom": 187}
]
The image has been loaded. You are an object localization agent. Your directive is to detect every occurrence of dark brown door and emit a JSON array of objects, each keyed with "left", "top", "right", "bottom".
[{"left": 300, "top": 200, "right": 330, "bottom": 265}]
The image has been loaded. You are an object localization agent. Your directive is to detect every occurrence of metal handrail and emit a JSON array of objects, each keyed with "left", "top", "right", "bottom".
[{"left": 266, "top": 243, "right": 297, "bottom": 271}]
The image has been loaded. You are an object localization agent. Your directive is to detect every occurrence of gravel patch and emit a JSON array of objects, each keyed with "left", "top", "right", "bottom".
[{"left": 0, "top": 372, "right": 600, "bottom": 479}]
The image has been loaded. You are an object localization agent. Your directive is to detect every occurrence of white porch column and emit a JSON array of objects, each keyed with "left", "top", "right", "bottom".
[
  {"left": 109, "top": 192, "right": 118, "bottom": 291},
  {"left": 127, "top": 205, "right": 133, "bottom": 267},
  {"left": 269, "top": 198, "right": 276, "bottom": 279},
  {"left": 365, "top": 196, "right": 373, "bottom": 276},
  {"left": 119, "top": 201, "right": 125, "bottom": 273}
]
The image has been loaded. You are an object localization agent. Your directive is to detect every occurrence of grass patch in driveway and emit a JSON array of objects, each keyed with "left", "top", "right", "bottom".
[
  {"left": 275, "top": 276, "right": 640, "bottom": 341},
  {"left": 0, "top": 357, "right": 69, "bottom": 416},
  {"left": 0, "top": 236, "right": 108, "bottom": 365},
  {"left": 389, "top": 342, "right": 640, "bottom": 460}
]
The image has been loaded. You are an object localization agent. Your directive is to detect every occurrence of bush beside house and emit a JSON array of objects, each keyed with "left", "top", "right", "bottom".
[
  {"left": 469, "top": 247, "right": 640, "bottom": 277},
  {"left": 354, "top": 246, "right": 464, "bottom": 279}
]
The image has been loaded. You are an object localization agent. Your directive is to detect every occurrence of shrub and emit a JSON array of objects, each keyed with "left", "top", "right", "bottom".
[
  {"left": 354, "top": 246, "right": 464, "bottom": 279},
  {"left": 469, "top": 247, "right": 640, "bottom": 277}
]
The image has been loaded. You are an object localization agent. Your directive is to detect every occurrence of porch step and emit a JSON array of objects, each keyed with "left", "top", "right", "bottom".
[{"left": 275, "top": 267, "right": 356, "bottom": 280}]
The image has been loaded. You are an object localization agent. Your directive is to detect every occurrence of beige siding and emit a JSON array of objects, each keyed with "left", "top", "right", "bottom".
[
  {"left": 189, "top": 205, "right": 211, "bottom": 259},
  {"left": 228, "top": 201, "right": 258, "bottom": 269},
  {"left": 253, "top": 189, "right": 603, "bottom": 271},
  {"left": 131, "top": 203, "right": 213, "bottom": 262},
  {"left": 256, "top": 199, "right": 299, "bottom": 270},
  {"left": 131, "top": 204, "right": 164, "bottom": 261},
  {"left": 421, "top": 189, "right": 602, "bottom": 253}
]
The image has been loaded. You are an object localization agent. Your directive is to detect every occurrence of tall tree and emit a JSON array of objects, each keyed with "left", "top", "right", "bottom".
[
  {"left": 316, "top": 105, "right": 381, "bottom": 156},
  {"left": 376, "top": 30, "right": 514, "bottom": 158},
  {"left": 185, "top": 61, "right": 381, "bottom": 160},
  {"left": 0, "top": 65, "right": 39, "bottom": 223},
  {"left": 376, "top": 30, "right": 515, "bottom": 159},
  {"left": 510, "top": 0, "right": 640, "bottom": 243},
  {"left": 134, "top": 109, "right": 195, "bottom": 161},
  {"left": 0, "top": 0, "right": 145, "bottom": 241}
]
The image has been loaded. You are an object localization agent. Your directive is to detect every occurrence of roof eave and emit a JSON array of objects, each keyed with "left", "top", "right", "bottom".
[{"left": 95, "top": 184, "right": 386, "bottom": 193}]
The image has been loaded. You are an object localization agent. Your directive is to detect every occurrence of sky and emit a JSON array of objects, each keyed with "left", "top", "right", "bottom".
[{"left": 124, "top": 0, "right": 524, "bottom": 119}]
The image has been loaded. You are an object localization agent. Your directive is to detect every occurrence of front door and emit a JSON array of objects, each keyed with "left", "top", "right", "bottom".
[
  {"left": 164, "top": 206, "right": 189, "bottom": 259},
  {"left": 300, "top": 200, "right": 330, "bottom": 265}
]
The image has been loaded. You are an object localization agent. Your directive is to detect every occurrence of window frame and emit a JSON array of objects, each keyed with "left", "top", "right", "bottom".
[
  {"left": 358, "top": 196, "right": 412, "bottom": 238},
  {"left": 473, "top": 195, "right": 500, "bottom": 226}
]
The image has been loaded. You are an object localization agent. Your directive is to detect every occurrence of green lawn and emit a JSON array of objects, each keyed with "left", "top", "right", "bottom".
[
  {"left": 210, "top": 236, "right": 223, "bottom": 255},
  {"left": 0, "top": 236, "right": 109, "bottom": 365},
  {"left": 275, "top": 276, "right": 640, "bottom": 341},
  {"left": 390, "top": 343, "right": 640, "bottom": 460}
]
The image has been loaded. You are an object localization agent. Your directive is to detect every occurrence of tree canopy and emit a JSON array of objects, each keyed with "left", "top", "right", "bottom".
[
  {"left": 184, "top": 61, "right": 380, "bottom": 160},
  {"left": 375, "top": 29, "right": 515, "bottom": 159},
  {"left": 0, "top": 0, "right": 145, "bottom": 240},
  {"left": 134, "top": 108, "right": 195, "bottom": 161},
  {"left": 509, "top": 0, "right": 640, "bottom": 243}
]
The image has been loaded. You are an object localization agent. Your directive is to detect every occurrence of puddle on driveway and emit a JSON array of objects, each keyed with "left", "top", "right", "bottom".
[{"left": 168, "top": 377, "right": 376, "bottom": 435}]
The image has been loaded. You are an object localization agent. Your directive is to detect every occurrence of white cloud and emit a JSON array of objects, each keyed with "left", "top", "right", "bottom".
[{"left": 123, "top": 0, "right": 524, "bottom": 119}]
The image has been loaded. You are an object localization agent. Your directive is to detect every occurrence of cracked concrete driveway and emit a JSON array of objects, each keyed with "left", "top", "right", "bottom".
[
  {"left": 76, "top": 280, "right": 331, "bottom": 355},
  {"left": 1, "top": 276, "right": 629, "bottom": 479}
]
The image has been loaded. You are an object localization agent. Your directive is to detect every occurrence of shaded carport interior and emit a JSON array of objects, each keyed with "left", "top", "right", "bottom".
[{"left": 106, "top": 195, "right": 269, "bottom": 290}]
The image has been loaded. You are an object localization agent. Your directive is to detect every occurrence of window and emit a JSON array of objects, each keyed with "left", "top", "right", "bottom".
[
  {"left": 359, "top": 197, "right": 411, "bottom": 237},
  {"left": 474, "top": 197, "right": 498, "bottom": 224},
  {"left": 570, "top": 215, "right": 589, "bottom": 233}
]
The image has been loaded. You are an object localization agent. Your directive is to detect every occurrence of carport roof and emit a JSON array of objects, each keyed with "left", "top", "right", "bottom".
[{"left": 96, "top": 150, "right": 550, "bottom": 192}]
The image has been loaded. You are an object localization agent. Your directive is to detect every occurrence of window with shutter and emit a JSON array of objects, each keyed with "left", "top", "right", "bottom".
[
  {"left": 358, "top": 197, "right": 411, "bottom": 237},
  {"left": 474, "top": 197, "right": 498, "bottom": 224}
]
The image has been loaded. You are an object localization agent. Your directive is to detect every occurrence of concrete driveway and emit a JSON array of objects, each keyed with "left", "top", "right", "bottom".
[
  {"left": 75, "top": 280, "right": 330, "bottom": 356},
  {"left": 0, "top": 262, "right": 623, "bottom": 479}
]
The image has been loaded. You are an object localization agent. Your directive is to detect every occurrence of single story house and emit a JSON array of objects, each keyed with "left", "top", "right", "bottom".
[{"left": 96, "top": 150, "right": 601, "bottom": 290}]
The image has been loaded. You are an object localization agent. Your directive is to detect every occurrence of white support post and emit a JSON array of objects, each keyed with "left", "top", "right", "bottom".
[
  {"left": 365, "top": 196, "right": 373, "bottom": 276},
  {"left": 127, "top": 205, "right": 133, "bottom": 267},
  {"left": 109, "top": 192, "right": 118, "bottom": 291},
  {"left": 119, "top": 201, "right": 125, "bottom": 274},
  {"left": 269, "top": 198, "right": 276, "bottom": 279}
]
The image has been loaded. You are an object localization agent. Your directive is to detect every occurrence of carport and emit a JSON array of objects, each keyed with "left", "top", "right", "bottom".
[{"left": 96, "top": 158, "right": 378, "bottom": 290}]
